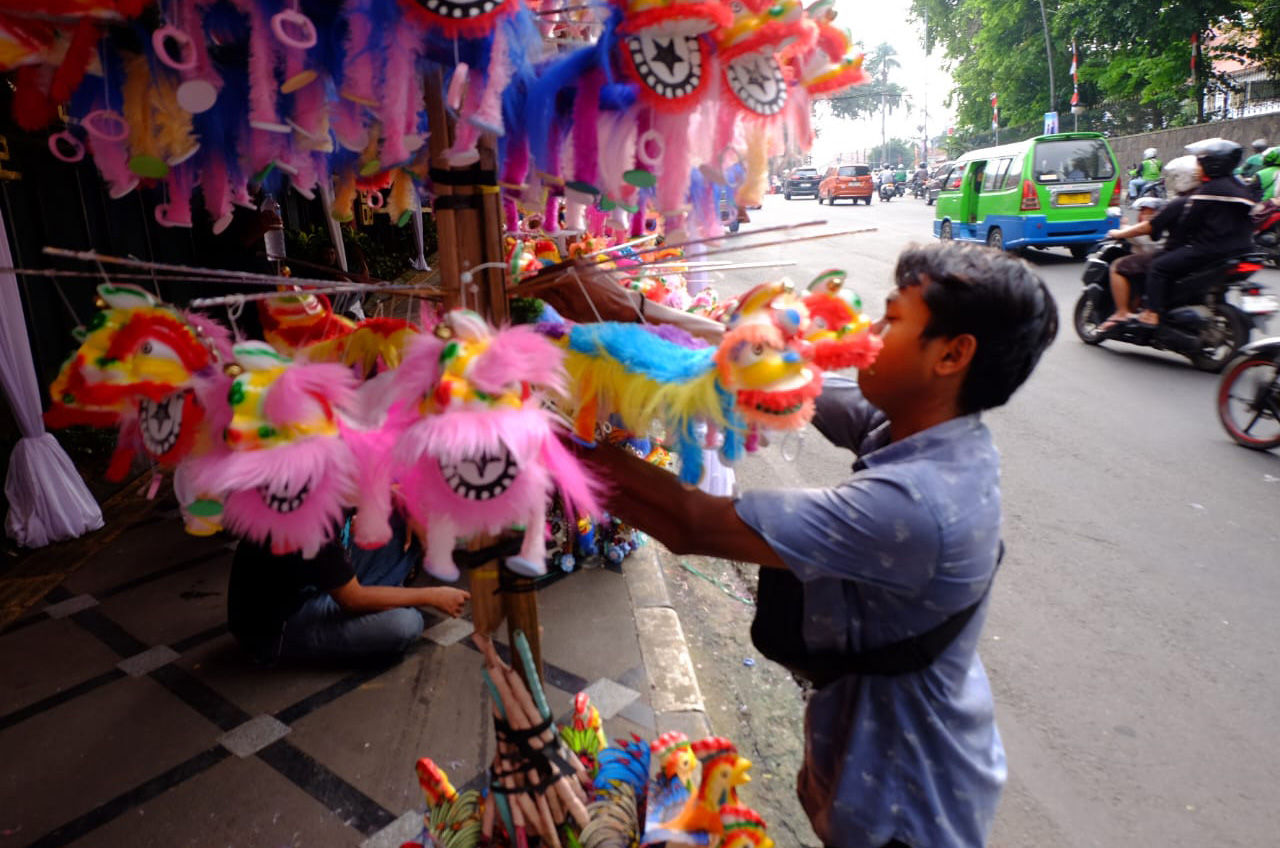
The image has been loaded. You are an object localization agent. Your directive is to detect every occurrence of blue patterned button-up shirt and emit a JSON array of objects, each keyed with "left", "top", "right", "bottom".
[{"left": 735, "top": 374, "right": 1006, "bottom": 848}]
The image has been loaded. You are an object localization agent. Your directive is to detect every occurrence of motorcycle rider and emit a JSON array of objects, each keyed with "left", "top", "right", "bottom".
[
  {"left": 1239, "top": 138, "right": 1268, "bottom": 178},
  {"left": 1128, "top": 147, "right": 1163, "bottom": 199},
  {"left": 1117, "top": 139, "right": 1255, "bottom": 327},
  {"left": 1098, "top": 196, "right": 1170, "bottom": 332},
  {"left": 1254, "top": 147, "right": 1280, "bottom": 203}
]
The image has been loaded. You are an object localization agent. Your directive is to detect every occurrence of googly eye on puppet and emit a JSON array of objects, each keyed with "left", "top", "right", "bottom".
[
  {"left": 363, "top": 309, "right": 604, "bottom": 583},
  {"left": 186, "top": 342, "right": 361, "bottom": 559}
]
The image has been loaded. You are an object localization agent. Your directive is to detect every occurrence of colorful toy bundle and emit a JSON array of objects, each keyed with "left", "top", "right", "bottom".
[
  {"left": 47, "top": 265, "right": 878, "bottom": 570},
  {"left": 407, "top": 631, "right": 772, "bottom": 848},
  {"left": 542, "top": 272, "right": 879, "bottom": 484},
  {"left": 47, "top": 285, "right": 604, "bottom": 576},
  {"left": 10, "top": 0, "right": 866, "bottom": 240}
]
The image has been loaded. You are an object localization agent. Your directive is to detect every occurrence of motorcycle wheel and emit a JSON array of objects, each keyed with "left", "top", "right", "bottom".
[
  {"left": 1217, "top": 354, "right": 1280, "bottom": 450},
  {"left": 1073, "top": 289, "right": 1107, "bottom": 345},
  {"left": 1190, "top": 304, "right": 1250, "bottom": 373}
]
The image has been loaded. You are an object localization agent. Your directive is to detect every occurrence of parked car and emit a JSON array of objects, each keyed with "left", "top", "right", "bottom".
[
  {"left": 784, "top": 167, "right": 821, "bottom": 199},
  {"left": 818, "top": 163, "right": 874, "bottom": 205}
]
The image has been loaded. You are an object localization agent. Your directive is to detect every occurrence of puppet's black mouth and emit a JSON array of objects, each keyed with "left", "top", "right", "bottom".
[
  {"left": 724, "top": 53, "right": 788, "bottom": 116},
  {"left": 258, "top": 478, "right": 312, "bottom": 514},
  {"left": 139, "top": 391, "right": 186, "bottom": 456},
  {"left": 407, "top": 0, "right": 504, "bottom": 20},
  {"left": 442, "top": 445, "right": 519, "bottom": 501},
  {"left": 626, "top": 34, "right": 703, "bottom": 100}
]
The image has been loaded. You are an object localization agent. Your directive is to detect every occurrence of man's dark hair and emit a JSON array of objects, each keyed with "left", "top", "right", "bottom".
[{"left": 895, "top": 241, "right": 1058, "bottom": 414}]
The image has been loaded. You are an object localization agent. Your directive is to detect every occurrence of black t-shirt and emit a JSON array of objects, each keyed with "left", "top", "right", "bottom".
[
  {"left": 1149, "top": 196, "right": 1192, "bottom": 251},
  {"left": 1180, "top": 175, "right": 1257, "bottom": 255},
  {"left": 227, "top": 537, "right": 355, "bottom": 640}
]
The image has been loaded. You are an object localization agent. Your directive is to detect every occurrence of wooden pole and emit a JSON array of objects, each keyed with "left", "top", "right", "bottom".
[{"left": 424, "top": 71, "right": 539, "bottom": 679}]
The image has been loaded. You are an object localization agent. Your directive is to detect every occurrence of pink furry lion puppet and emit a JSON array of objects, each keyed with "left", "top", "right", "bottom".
[
  {"left": 185, "top": 341, "right": 360, "bottom": 559},
  {"left": 365, "top": 309, "right": 604, "bottom": 582}
]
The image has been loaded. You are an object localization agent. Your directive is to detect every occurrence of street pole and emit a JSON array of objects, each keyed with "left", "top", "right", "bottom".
[{"left": 1037, "top": 0, "right": 1056, "bottom": 114}]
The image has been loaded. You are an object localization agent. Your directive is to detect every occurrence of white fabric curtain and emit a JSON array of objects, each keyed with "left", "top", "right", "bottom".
[{"left": 0, "top": 206, "right": 103, "bottom": 547}]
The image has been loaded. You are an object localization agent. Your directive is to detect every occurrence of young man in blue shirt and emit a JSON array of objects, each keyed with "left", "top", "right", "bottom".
[{"left": 576, "top": 242, "right": 1058, "bottom": 848}]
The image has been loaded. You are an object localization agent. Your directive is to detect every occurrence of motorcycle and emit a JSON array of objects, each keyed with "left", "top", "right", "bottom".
[
  {"left": 895, "top": 181, "right": 906, "bottom": 197},
  {"left": 1253, "top": 201, "right": 1280, "bottom": 266},
  {"left": 878, "top": 181, "right": 895, "bottom": 202},
  {"left": 1131, "top": 177, "right": 1167, "bottom": 200},
  {"left": 911, "top": 178, "right": 927, "bottom": 199},
  {"left": 1073, "top": 238, "right": 1277, "bottom": 371},
  {"left": 1217, "top": 336, "right": 1280, "bottom": 450}
]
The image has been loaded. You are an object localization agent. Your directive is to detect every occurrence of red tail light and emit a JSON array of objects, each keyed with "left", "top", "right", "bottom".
[
  {"left": 1243, "top": 285, "right": 1262, "bottom": 295},
  {"left": 1235, "top": 263, "right": 1264, "bottom": 273},
  {"left": 1020, "top": 180, "right": 1040, "bottom": 211},
  {"left": 1109, "top": 181, "right": 1122, "bottom": 207}
]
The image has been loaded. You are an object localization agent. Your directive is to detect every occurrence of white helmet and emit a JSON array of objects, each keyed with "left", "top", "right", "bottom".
[
  {"left": 1162, "top": 154, "right": 1201, "bottom": 195},
  {"left": 1131, "top": 196, "right": 1167, "bottom": 212},
  {"left": 1143, "top": 147, "right": 1158, "bottom": 159}
]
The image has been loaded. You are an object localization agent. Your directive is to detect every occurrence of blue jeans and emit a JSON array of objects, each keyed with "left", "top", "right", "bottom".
[{"left": 276, "top": 517, "right": 425, "bottom": 662}]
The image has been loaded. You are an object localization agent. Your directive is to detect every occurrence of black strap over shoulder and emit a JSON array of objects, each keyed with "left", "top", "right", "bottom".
[{"left": 751, "top": 543, "right": 1004, "bottom": 689}]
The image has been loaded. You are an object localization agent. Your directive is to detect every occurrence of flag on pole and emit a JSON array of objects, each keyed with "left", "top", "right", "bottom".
[
  {"left": 1191, "top": 32, "right": 1198, "bottom": 74},
  {"left": 991, "top": 92, "right": 998, "bottom": 129},
  {"left": 1070, "top": 39, "right": 1080, "bottom": 106}
]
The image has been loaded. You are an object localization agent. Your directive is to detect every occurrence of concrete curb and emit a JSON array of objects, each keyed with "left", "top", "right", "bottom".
[{"left": 624, "top": 541, "right": 712, "bottom": 739}]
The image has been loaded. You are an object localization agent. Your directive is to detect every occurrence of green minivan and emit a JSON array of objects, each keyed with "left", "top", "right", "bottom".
[{"left": 933, "top": 132, "right": 1123, "bottom": 258}]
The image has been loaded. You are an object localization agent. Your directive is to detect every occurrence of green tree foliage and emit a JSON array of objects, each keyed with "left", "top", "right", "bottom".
[
  {"left": 911, "top": 0, "right": 1256, "bottom": 137},
  {"left": 824, "top": 42, "right": 910, "bottom": 121},
  {"left": 868, "top": 139, "right": 919, "bottom": 166}
]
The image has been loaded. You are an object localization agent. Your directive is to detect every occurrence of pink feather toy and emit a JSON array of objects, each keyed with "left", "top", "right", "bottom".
[
  {"left": 374, "top": 310, "right": 605, "bottom": 582},
  {"left": 187, "top": 342, "right": 360, "bottom": 559}
]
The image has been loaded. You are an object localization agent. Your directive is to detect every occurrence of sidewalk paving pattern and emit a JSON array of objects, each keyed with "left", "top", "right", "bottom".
[{"left": 0, "top": 504, "right": 708, "bottom": 847}]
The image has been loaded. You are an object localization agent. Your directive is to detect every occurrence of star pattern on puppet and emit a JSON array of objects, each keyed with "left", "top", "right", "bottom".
[{"left": 650, "top": 38, "right": 685, "bottom": 75}]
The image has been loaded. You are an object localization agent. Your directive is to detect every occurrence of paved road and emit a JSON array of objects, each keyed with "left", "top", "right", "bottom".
[{"left": 662, "top": 192, "right": 1280, "bottom": 847}]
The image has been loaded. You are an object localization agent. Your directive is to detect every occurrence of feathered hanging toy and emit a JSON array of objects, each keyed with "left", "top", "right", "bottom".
[{"left": 362, "top": 309, "right": 605, "bottom": 581}]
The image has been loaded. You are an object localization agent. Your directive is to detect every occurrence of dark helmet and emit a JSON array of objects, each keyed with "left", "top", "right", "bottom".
[{"left": 1185, "top": 137, "right": 1242, "bottom": 178}]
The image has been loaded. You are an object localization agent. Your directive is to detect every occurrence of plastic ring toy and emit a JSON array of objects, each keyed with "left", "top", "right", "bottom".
[
  {"left": 48, "top": 131, "right": 85, "bottom": 163},
  {"left": 364, "top": 191, "right": 385, "bottom": 210},
  {"left": 82, "top": 109, "right": 129, "bottom": 142},
  {"left": 271, "top": 9, "right": 318, "bottom": 49},
  {"left": 152, "top": 25, "right": 198, "bottom": 71},
  {"left": 636, "top": 129, "right": 665, "bottom": 170}
]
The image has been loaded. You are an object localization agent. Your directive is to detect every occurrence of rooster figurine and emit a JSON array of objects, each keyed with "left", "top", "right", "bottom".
[
  {"left": 412, "top": 758, "right": 484, "bottom": 848},
  {"left": 580, "top": 735, "right": 651, "bottom": 848},
  {"left": 645, "top": 731, "right": 698, "bottom": 828},
  {"left": 640, "top": 745, "right": 753, "bottom": 847},
  {"left": 561, "top": 692, "right": 610, "bottom": 778},
  {"left": 719, "top": 805, "right": 774, "bottom": 848}
]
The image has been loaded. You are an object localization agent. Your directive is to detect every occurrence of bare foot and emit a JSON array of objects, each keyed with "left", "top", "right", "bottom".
[{"left": 426, "top": 587, "right": 470, "bottom": 617}]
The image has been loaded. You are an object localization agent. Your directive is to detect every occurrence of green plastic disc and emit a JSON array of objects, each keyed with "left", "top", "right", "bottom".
[
  {"left": 624, "top": 169, "right": 657, "bottom": 188},
  {"left": 128, "top": 155, "right": 169, "bottom": 179}
]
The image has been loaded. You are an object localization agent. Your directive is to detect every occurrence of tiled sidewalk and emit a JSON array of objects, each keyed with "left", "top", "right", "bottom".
[{"left": 0, "top": 511, "right": 676, "bottom": 848}]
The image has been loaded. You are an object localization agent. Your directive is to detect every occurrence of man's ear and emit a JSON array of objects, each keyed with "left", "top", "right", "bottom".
[{"left": 934, "top": 333, "right": 977, "bottom": 376}]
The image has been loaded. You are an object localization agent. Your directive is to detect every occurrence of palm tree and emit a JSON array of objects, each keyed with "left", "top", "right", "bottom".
[{"left": 869, "top": 43, "right": 901, "bottom": 165}]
